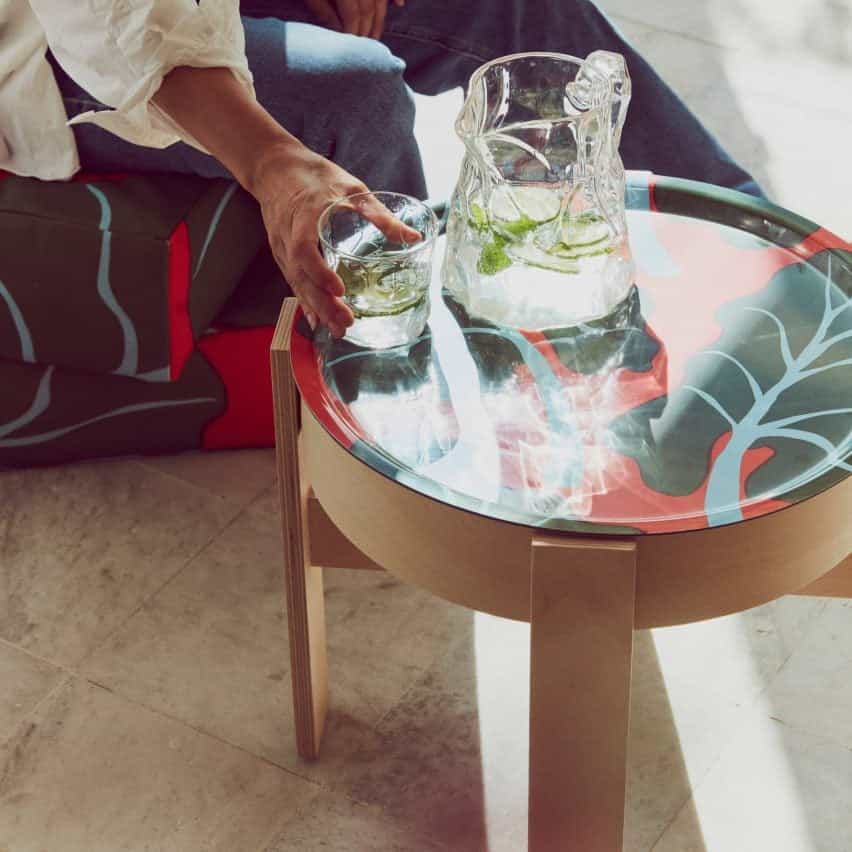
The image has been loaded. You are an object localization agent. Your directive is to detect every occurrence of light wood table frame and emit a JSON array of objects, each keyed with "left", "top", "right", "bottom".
[{"left": 271, "top": 299, "right": 852, "bottom": 852}]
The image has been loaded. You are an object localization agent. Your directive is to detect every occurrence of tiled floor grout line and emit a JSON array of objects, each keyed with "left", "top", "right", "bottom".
[
  {"left": 5, "top": 544, "right": 837, "bottom": 845},
  {"left": 76, "top": 672, "right": 328, "bottom": 788},
  {"left": 244, "top": 480, "right": 279, "bottom": 513},
  {"left": 136, "top": 457, "right": 275, "bottom": 508},
  {"left": 131, "top": 458, "right": 240, "bottom": 500},
  {"left": 641, "top": 699, "right": 749, "bottom": 850},
  {"left": 0, "top": 634, "right": 76, "bottom": 677},
  {"left": 649, "top": 710, "right": 852, "bottom": 852},
  {"left": 771, "top": 597, "right": 831, "bottom": 675},
  {"left": 73, "top": 501, "right": 252, "bottom": 672},
  {"left": 646, "top": 788, "right": 698, "bottom": 852},
  {"left": 740, "top": 598, "right": 834, "bottom": 713},
  {"left": 247, "top": 791, "right": 458, "bottom": 852},
  {"left": 0, "top": 665, "right": 332, "bottom": 852},
  {"left": 368, "top": 663, "right": 432, "bottom": 736},
  {"left": 640, "top": 607, "right": 825, "bottom": 852},
  {"left": 648, "top": 798, "right": 693, "bottom": 852},
  {"left": 248, "top": 802, "right": 320, "bottom": 852},
  {"left": 647, "top": 727, "right": 734, "bottom": 852},
  {"left": 759, "top": 598, "right": 852, "bottom": 754},
  {"left": 46, "top": 471, "right": 446, "bottom": 795},
  {"left": 646, "top": 598, "right": 846, "bottom": 852},
  {"left": 651, "top": 597, "right": 834, "bottom": 706},
  {"left": 0, "top": 640, "right": 86, "bottom": 755},
  {"left": 0, "top": 672, "right": 73, "bottom": 753},
  {"left": 247, "top": 794, "right": 322, "bottom": 852},
  {"left": 764, "top": 713, "right": 852, "bottom": 755}
]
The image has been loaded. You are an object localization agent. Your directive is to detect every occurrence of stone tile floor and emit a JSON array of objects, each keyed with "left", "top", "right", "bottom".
[{"left": 1, "top": 1, "right": 850, "bottom": 849}]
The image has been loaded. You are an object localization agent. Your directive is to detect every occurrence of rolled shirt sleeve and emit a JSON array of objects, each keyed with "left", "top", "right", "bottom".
[{"left": 27, "top": 0, "right": 254, "bottom": 152}]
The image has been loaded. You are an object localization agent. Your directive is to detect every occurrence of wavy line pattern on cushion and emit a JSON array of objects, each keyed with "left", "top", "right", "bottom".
[
  {"left": 193, "top": 182, "right": 239, "bottom": 279},
  {"left": 87, "top": 184, "right": 139, "bottom": 375},
  {"left": 0, "top": 278, "right": 36, "bottom": 362},
  {"left": 0, "top": 397, "right": 217, "bottom": 447},
  {"left": 0, "top": 366, "right": 54, "bottom": 439}
]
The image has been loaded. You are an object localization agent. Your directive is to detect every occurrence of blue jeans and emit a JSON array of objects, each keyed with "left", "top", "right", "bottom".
[{"left": 53, "top": 0, "right": 762, "bottom": 197}]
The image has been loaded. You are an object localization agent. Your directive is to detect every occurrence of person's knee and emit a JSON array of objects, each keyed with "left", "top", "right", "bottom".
[
  {"left": 244, "top": 19, "right": 416, "bottom": 165},
  {"left": 318, "top": 39, "right": 416, "bottom": 156}
]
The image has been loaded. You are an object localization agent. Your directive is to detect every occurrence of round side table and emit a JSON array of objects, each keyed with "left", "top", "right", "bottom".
[{"left": 271, "top": 174, "right": 852, "bottom": 852}]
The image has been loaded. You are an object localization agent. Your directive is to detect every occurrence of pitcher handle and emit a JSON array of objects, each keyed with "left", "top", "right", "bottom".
[{"left": 581, "top": 50, "right": 632, "bottom": 148}]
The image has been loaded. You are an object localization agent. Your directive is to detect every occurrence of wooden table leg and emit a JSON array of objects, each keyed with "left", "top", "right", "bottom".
[
  {"left": 529, "top": 535, "right": 637, "bottom": 852},
  {"left": 271, "top": 300, "right": 328, "bottom": 761}
]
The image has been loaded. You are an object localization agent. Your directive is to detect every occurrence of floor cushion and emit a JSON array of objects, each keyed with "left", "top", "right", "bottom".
[
  {"left": 0, "top": 170, "right": 266, "bottom": 381},
  {"left": 0, "top": 171, "right": 287, "bottom": 467}
]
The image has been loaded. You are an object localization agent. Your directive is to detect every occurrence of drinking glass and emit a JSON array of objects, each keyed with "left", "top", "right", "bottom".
[{"left": 318, "top": 191, "right": 438, "bottom": 348}]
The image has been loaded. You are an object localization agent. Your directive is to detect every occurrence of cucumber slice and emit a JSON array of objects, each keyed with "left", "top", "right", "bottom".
[
  {"left": 490, "top": 185, "right": 562, "bottom": 239},
  {"left": 507, "top": 242, "right": 579, "bottom": 273},
  {"left": 547, "top": 242, "right": 614, "bottom": 260},
  {"left": 560, "top": 212, "right": 611, "bottom": 248}
]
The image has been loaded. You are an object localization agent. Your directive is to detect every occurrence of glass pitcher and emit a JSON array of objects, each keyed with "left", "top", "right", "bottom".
[{"left": 442, "top": 51, "right": 634, "bottom": 330}]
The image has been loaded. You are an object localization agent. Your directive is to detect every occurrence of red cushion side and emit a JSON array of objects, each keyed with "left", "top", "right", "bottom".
[
  {"left": 167, "top": 221, "right": 194, "bottom": 380},
  {"left": 198, "top": 326, "right": 275, "bottom": 449}
]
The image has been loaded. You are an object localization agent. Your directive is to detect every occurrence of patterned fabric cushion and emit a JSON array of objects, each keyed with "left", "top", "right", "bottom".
[
  {"left": 0, "top": 170, "right": 266, "bottom": 382},
  {"left": 0, "top": 323, "right": 278, "bottom": 467},
  {"left": 0, "top": 236, "right": 291, "bottom": 468}
]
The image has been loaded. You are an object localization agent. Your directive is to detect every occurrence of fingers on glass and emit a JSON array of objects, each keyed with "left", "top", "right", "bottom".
[
  {"left": 294, "top": 270, "right": 350, "bottom": 337},
  {"left": 303, "top": 244, "right": 345, "bottom": 296},
  {"left": 316, "top": 191, "right": 434, "bottom": 342},
  {"left": 357, "top": 194, "right": 424, "bottom": 244}
]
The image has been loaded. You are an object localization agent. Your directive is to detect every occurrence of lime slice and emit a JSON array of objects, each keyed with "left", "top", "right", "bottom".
[
  {"left": 544, "top": 229, "right": 614, "bottom": 259},
  {"left": 490, "top": 185, "right": 562, "bottom": 239},
  {"left": 337, "top": 262, "right": 368, "bottom": 294},
  {"left": 549, "top": 243, "right": 614, "bottom": 260},
  {"left": 507, "top": 242, "right": 579, "bottom": 274},
  {"left": 560, "top": 212, "right": 611, "bottom": 248},
  {"left": 351, "top": 292, "right": 425, "bottom": 318},
  {"left": 342, "top": 264, "right": 426, "bottom": 316}
]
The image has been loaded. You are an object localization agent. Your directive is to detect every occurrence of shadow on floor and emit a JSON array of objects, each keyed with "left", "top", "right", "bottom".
[{"left": 331, "top": 597, "right": 710, "bottom": 851}]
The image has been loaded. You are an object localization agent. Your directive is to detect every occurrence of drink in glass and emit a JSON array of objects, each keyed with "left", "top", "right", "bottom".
[{"left": 319, "top": 191, "right": 438, "bottom": 348}]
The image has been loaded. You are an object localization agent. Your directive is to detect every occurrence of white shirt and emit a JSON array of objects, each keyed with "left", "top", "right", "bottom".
[{"left": 0, "top": 0, "right": 254, "bottom": 180}]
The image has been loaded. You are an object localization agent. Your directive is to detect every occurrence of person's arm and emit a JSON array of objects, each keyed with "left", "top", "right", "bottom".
[
  {"left": 154, "top": 67, "right": 349, "bottom": 334},
  {"left": 29, "top": 0, "right": 418, "bottom": 335},
  {"left": 152, "top": 66, "right": 419, "bottom": 337}
]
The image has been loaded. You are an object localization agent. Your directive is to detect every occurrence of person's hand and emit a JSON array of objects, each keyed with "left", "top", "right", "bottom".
[
  {"left": 303, "top": 0, "right": 405, "bottom": 39},
  {"left": 251, "top": 143, "right": 421, "bottom": 338}
]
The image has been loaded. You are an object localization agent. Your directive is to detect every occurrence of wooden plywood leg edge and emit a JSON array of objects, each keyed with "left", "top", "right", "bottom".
[
  {"left": 528, "top": 534, "right": 637, "bottom": 852},
  {"left": 794, "top": 553, "right": 852, "bottom": 598},
  {"left": 271, "top": 299, "right": 328, "bottom": 760}
]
